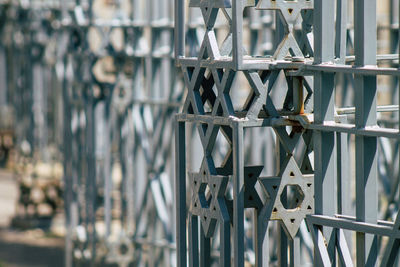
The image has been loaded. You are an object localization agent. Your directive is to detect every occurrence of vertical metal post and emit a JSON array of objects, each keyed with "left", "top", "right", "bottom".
[
  {"left": 277, "top": 140, "right": 288, "bottom": 267},
  {"left": 313, "top": 0, "right": 336, "bottom": 217},
  {"left": 335, "top": 0, "right": 348, "bottom": 64},
  {"left": 85, "top": 90, "right": 97, "bottom": 267},
  {"left": 336, "top": 123, "right": 352, "bottom": 250},
  {"left": 254, "top": 208, "right": 268, "bottom": 267},
  {"left": 398, "top": 9, "right": 400, "bottom": 260},
  {"left": 174, "top": 0, "right": 185, "bottom": 62},
  {"left": 289, "top": 236, "right": 300, "bottom": 267},
  {"left": 313, "top": 0, "right": 336, "bottom": 265},
  {"left": 200, "top": 225, "right": 211, "bottom": 267},
  {"left": 233, "top": 122, "right": 244, "bottom": 267},
  {"left": 232, "top": 0, "right": 243, "bottom": 70},
  {"left": 354, "top": 0, "right": 378, "bottom": 266},
  {"left": 175, "top": 119, "right": 186, "bottom": 267},
  {"left": 189, "top": 214, "right": 199, "bottom": 267},
  {"left": 0, "top": 43, "right": 7, "bottom": 106},
  {"left": 104, "top": 104, "right": 112, "bottom": 238},
  {"left": 63, "top": 57, "right": 74, "bottom": 267}
]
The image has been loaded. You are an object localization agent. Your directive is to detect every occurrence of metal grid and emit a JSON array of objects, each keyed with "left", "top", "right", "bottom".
[{"left": 175, "top": 0, "right": 400, "bottom": 266}]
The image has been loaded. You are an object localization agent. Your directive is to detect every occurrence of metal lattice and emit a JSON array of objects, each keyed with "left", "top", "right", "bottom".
[{"left": 175, "top": 0, "right": 400, "bottom": 266}]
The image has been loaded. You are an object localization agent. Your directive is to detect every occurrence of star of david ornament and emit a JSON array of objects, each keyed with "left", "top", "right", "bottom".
[
  {"left": 270, "top": 156, "right": 314, "bottom": 238},
  {"left": 189, "top": 161, "right": 230, "bottom": 238}
]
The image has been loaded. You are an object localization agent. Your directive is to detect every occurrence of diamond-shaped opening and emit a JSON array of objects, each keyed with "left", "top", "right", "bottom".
[
  {"left": 200, "top": 69, "right": 217, "bottom": 113},
  {"left": 280, "top": 184, "right": 304, "bottom": 210},
  {"left": 188, "top": 125, "right": 205, "bottom": 172},
  {"left": 281, "top": 75, "right": 303, "bottom": 114},
  {"left": 230, "top": 71, "right": 253, "bottom": 115},
  {"left": 268, "top": 72, "right": 311, "bottom": 116},
  {"left": 215, "top": 14, "right": 232, "bottom": 53},
  {"left": 268, "top": 70, "right": 289, "bottom": 112},
  {"left": 211, "top": 127, "right": 231, "bottom": 169}
]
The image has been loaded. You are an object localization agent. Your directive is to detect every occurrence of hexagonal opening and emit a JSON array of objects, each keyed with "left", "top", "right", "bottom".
[
  {"left": 280, "top": 184, "right": 304, "bottom": 210},
  {"left": 230, "top": 71, "right": 252, "bottom": 112},
  {"left": 199, "top": 69, "right": 217, "bottom": 114}
]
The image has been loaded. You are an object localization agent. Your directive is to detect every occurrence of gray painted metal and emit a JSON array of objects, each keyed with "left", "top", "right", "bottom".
[
  {"left": 175, "top": 0, "right": 400, "bottom": 266},
  {"left": 0, "top": 0, "right": 400, "bottom": 266}
]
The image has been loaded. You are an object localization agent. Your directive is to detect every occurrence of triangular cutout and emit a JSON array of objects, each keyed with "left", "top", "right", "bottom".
[{"left": 274, "top": 33, "right": 303, "bottom": 60}]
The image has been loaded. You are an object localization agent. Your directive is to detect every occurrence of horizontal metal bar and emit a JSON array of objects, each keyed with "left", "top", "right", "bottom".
[
  {"left": 293, "top": 115, "right": 400, "bottom": 139},
  {"left": 335, "top": 215, "right": 395, "bottom": 228},
  {"left": 178, "top": 57, "right": 313, "bottom": 71},
  {"left": 345, "top": 54, "right": 399, "bottom": 63},
  {"left": 307, "top": 123, "right": 399, "bottom": 139},
  {"left": 179, "top": 57, "right": 400, "bottom": 73},
  {"left": 337, "top": 105, "right": 399, "bottom": 115},
  {"left": 307, "top": 215, "right": 398, "bottom": 237},
  {"left": 300, "top": 64, "right": 400, "bottom": 76},
  {"left": 175, "top": 114, "right": 299, "bottom": 128},
  {"left": 177, "top": 113, "right": 399, "bottom": 136}
]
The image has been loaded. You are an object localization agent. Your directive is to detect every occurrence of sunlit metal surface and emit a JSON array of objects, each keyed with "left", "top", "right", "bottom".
[
  {"left": 0, "top": 0, "right": 399, "bottom": 266},
  {"left": 175, "top": 0, "right": 400, "bottom": 266}
]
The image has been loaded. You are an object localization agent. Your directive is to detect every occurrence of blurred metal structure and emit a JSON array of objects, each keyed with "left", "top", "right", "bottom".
[
  {"left": 1, "top": 0, "right": 180, "bottom": 265},
  {"left": 57, "top": 0, "right": 180, "bottom": 266},
  {"left": 0, "top": 0, "right": 65, "bottom": 224}
]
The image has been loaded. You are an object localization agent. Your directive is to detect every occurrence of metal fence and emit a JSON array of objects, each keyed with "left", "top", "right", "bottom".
[
  {"left": 0, "top": 0, "right": 399, "bottom": 266},
  {"left": 175, "top": 0, "right": 400, "bottom": 266}
]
